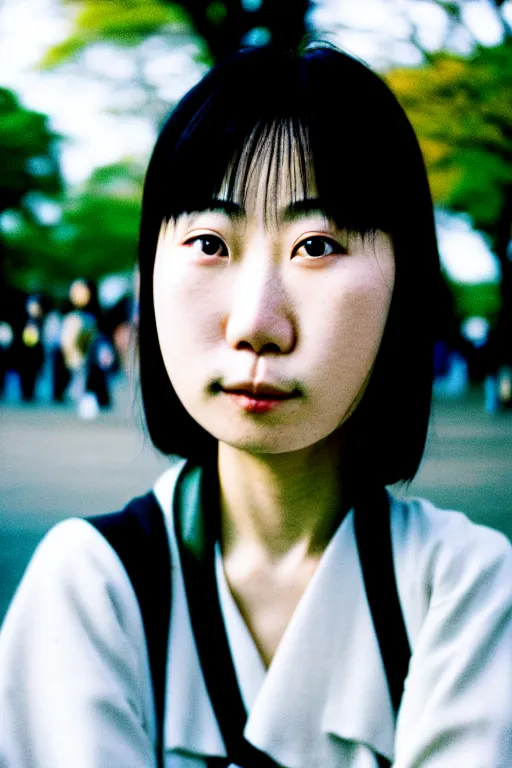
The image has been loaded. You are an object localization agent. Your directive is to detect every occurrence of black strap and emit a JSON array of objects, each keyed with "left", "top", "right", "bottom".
[
  {"left": 353, "top": 487, "right": 412, "bottom": 716},
  {"left": 88, "top": 492, "right": 171, "bottom": 768},
  {"left": 88, "top": 470, "right": 411, "bottom": 768},
  {"left": 174, "top": 462, "right": 281, "bottom": 768},
  {"left": 177, "top": 466, "right": 410, "bottom": 768}
]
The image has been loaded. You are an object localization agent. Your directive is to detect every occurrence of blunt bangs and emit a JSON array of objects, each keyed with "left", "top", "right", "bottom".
[
  {"left": 138, "top": 44, "right": 440, "bottom": 486},
  {"left": 141, "top": 44, "right": 426, "bottom": 237}
]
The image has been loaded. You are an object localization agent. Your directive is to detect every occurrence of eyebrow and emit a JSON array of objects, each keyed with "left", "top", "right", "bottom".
[
  {"left": 205, "top": 197, "right": 328, "bottom": 223},
  {"left": 282, "top": 198, "right": 327, "bottom": 222},
  {"left": 204, "top": 200, "right": 244, "bottom": 218}
]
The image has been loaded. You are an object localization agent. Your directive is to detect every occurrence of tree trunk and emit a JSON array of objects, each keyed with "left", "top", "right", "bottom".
[{"left": 171, "top": 0, "right": 311, "bottom": 63}]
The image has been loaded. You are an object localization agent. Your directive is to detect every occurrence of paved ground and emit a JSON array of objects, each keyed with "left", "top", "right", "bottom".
[
  {"left": 408, "top": 392, "right": 512, "bottom": 536},
  {"left": 1, "top": 381, "right": 511, "bottom": 622}
]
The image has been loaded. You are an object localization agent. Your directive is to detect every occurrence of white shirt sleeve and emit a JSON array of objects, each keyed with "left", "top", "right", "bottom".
[
  {"left": 0, "top": 518, "right": 157, "bottom": 768},
  {"left": 394, "top": 514, "right": 512, "bottom": 767}
]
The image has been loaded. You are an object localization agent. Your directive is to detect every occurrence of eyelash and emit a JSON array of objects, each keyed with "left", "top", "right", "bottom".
[
  {"left": 183, "top": 234, "right": 228, "bottom": 257},
  {"left": 292, "top": 236, "right": 346, "bottom": 259},
  {"left": 183, "top": 234, "right": 346, "bottom": 259}
]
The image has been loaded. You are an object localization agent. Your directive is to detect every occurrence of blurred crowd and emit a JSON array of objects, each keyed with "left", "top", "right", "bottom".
[
  {"left": 434, "top": 325, "right": 512, "bottom": 414},
  {"left": 0, "top": 279, "right": 134, "bottom": 418},
  {"left": 0, "top": 276, "right": 510, "bottom": 418}
]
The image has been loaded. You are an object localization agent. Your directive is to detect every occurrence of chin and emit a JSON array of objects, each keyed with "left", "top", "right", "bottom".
[
  {"left": 213, "top": 431, "right": 284, "bottom": 455},
  {"left": 212, "top": 424, "right": 327, "bottom": 456},
  {"left": 190, "top": 403, "right": 348, "bottom": 457}
]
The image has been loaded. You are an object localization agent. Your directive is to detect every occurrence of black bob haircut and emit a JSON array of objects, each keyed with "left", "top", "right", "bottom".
[{"left": 138, "top": 43, "right": 440, "bottom": 487}]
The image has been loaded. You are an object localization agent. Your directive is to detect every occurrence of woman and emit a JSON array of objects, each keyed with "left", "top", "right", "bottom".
[{"left": 0, "top": 44, "right": 510, "bottom": 768}]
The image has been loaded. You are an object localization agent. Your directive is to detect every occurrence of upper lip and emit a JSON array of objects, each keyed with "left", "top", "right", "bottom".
[{"left": 221, "top": 381, "right": 297, "bottom": 398}]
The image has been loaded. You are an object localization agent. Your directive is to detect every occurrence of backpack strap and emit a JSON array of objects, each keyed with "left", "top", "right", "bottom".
[
  {"left": 86, "top": 475, "right": 411, "bottom": 768},
  {"left": 354, "top": 486, "right": 412, "bottom": 767},
  {"left": 87, "top": 492, "right": 171, "bottom": 768},
  {"left": 175, "top": 465, "right": 410, "bottom": 768},
  {"left": 174, "top": 461, "right": 280, "bottom": 768}
]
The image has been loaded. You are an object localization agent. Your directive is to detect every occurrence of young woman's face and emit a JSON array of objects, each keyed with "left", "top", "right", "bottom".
[{"left": 153, "top": 144, "right": 395, "bottom": 455}]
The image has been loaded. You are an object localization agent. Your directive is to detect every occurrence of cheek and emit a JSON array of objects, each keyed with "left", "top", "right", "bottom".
[
  {"left": 344, "top": 275, "right": 392, "bottom": 345},
  {"left": 153, "top": 256, "right": 224, "bottom": 379},
  {"left": 304, "top": 265, "right": 393, "bottom": 398}
]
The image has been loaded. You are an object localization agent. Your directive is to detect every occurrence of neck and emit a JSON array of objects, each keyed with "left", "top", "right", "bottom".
[{"left": 218, "top": 433, "right": 348, "bottom": 560}]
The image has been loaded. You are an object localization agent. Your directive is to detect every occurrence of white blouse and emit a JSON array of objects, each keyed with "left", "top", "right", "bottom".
[{"left": 0, "top": 458, "right": 511, "bottom": 767}]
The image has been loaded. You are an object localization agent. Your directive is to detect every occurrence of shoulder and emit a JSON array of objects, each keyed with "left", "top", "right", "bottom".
[
  {"left": 389, "top": 494, "right": 512, "bottom": 641},
  {"left": 3, "top": 517, "right": 144, "bottom": 636},
  {"left": 0, "top": 518, "right": 159, "bottom": 764},
  {"left": 29, "top": 516, "right": 129, "bottom": 581},
  {"left": 391, "top": 493, "right": 511, "bottom": 579},
  {"left": 0, "top": 513, "right": 156, "bottom": 708},
  {"left": 390, "top": 498, "right": 512, "bottom": 763}
]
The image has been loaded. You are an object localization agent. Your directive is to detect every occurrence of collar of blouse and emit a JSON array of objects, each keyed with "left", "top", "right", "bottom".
[{"left": 154, "top": 460, "right": 396, "bottom": 768}]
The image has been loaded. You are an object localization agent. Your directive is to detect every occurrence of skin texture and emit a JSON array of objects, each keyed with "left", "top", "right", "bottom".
[
  {"left": 153, "top": 190, "right": 394, "bottom": 458},
  {"left": 153, "top": 143, "right": 395, "bottom": 663}
]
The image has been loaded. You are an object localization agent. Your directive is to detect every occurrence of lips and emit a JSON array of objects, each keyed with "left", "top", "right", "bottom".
[
  {"left": 215, "top": 380, "right": 299, "bottom": 414},
  {"left": 220, "top": 381, "right": 297, "bottom": 399}
]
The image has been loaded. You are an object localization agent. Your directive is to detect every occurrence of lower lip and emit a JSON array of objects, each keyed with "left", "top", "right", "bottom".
[{"left": 224, "top": 392, "right": 294, "bottom": 414}]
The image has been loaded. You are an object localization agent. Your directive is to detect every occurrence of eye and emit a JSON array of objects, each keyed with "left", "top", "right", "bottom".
[
  {"left": 292, "top": 236, "right": 346, "bottom": 259},
  {"left": 184, "top": 234, "right": 228, "bottom": 257}
]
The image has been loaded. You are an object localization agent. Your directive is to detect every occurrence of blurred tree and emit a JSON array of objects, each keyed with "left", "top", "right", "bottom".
[
  {"left": 406, "top": 0, "right": 512, "bottom": 56},
  {"left": 30, "top": 0, "right": 311, "bottom": 291},
  {"left": 386, "top": 40, "right": 512, "bottom": 361},
  {"left": 152, "top": 0, "right": 311, "bottom": 61},
  {"left": 448, "top": 279, "right": 501, "bottom": 322},
  {"left": 43, "top": 0, "right": 191, "bottom": 66},
  {"left": 39, "top": 0, "right": 511, "bottom": 344},
  {"left": 4, "top": 162, "right": 143, "bottom": 292},
  {"left": 0, "top": 88, "right": 63, "bottom": 287},
  {"left": 45, "top": 0, "right": 311, "bottom": 67},
  {"left": 59, "top": 161, "right": 143, "bottom": 279},
  {"left": 41, "top": 1, "right": 200, "bottom": 123},
  {"left": 41, "top": 0, "right": 312, "bottom": 125}
]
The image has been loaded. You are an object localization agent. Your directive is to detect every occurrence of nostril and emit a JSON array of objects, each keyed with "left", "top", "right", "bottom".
[
  {"left": 235, "top": 340, "right": 282, "bottom": 354},
  {"left": 261, "top": 342, "right": 281, "bottom": 354},
  {"left": 236, "top": 341, "right": 254, "bottom": 351}
]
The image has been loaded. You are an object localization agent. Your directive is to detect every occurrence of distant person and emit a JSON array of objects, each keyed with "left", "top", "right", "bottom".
[
  {"left": 481, "top": 325, "right": 501, "bottom": 413},
  {"left": 42, "top": 300, "right": 69, "bottom": 403},
  {"left": 83, "top": 329, "right": 117, "bottom": 411},
  {"left": 106, "top": 293, "right": 134, "bottom": 371},
  {"left": 0, "top": 287, "right": 25, "bottom": 400},
  {"left": 0, "top": 45, "right": 510, "bottom": 768},
  {"left": 60, "top": 278, "right": 101, "bottom": 407},
  {"left": 0, "top": 320, "right": 14, "bottom": 399},
  {"left": 16, "top": 295, "right": 45, "bottom": 402}
]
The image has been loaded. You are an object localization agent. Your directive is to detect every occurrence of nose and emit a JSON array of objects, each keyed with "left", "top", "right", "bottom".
[{"left": 225, "top": 259, "right": 295, "bottom": 355}]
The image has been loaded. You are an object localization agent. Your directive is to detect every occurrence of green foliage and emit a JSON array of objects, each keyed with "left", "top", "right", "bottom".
[
  {"left": 4, "top": 162, "right": 143, "bottom": 293},
  {"left": 386, "top": 43, "right": 512, "bottom": 245},
  {"left": 43, "top": 0, "right": 310, "bottom": 70},
  {"left": 0, "top": 88, "right": 62, "bottom": 213},
  {"left": 60, "top": 162, "right": 143, "bottom": 279},
  {"left": 4, "top": 218, "right": 65, "bottom": 293},
  {"left": 41, "top": 0, "right": 192, "bottom": 67},
  {"left": 447, "top": 279, "right": 501, "bottom": 321},
  {"left": 0, "top": 87, "right": 63, "bottom": 288},
  {"left": 205, "top": 2, "right": 227, "bottom": 26}
]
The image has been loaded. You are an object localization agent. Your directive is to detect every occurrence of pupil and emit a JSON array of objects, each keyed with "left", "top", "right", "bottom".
[
  {"left": 305, "top": 238, "right": 325, "bottom": 257},
  {"left": 203, "top": 237, "right": 219, "bottom": 255}
]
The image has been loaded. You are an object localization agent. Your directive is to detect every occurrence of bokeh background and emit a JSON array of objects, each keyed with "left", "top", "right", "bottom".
[{"left": 1, "top": 0, "right": 512, "bottom": 622}]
